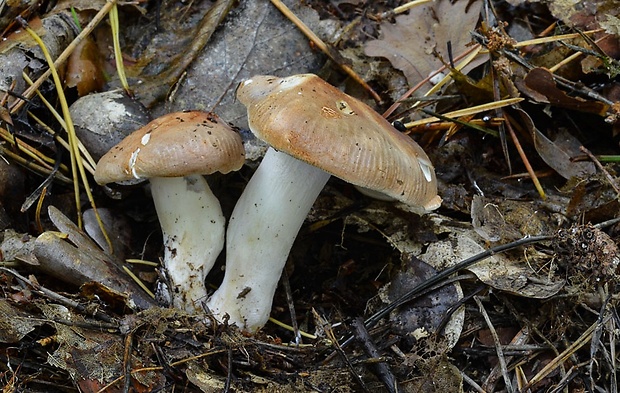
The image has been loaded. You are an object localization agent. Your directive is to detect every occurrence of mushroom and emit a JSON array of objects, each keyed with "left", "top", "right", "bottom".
[
  {"left": 95, "top": 111, "right": 245, "bottom": 313},
  {"left": 207, "top": 74, "right": 441, "bottom": 331}
]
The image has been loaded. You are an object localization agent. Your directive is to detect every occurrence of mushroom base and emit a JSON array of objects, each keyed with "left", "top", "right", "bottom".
[{"left": 207, "top": 148, "right": 330, "bottom": 331}]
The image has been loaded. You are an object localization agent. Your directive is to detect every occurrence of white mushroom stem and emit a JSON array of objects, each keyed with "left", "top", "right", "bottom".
[
  {"left": 150, "top": 175, "right": 225, "bottom": 313},
  {"left": 207, "top": 148, "right": 331, "bottom": 331}
]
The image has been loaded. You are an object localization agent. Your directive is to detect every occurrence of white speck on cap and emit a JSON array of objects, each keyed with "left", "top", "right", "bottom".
[
  {"left": 141, "top": 132, "right": 151, "bottom": 145},
  {"left": 129, "top": 148, "right": 141, "bottom": 179},
  {"left": 418, "top": 157, "right": 434, "bottom": 182}
]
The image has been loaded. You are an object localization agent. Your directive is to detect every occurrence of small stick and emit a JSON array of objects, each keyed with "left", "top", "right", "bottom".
[
  {"left": 269, "top": 0, "right": 381, "bottom": 102},
  {"left": 351, "top": 317, "right": 399, "bottom": 393},
  {"left": 122, "top": 333, "right": 134, "bottom": 393},
  {"left": 314, "top": 309, "right": 370, "bottom": 391},
  {"left": 280, "top": 267, "right": 302, "bottom": 345},
  {"left": 10, "top": 1, "right": 117, "bottom": 114},
  {"left": 503, "top": 111, "right": 546, "bottom": 199},
  {"left": 0, "top": 267, "right": 116, "bottom": 323},
  {"left": 373, "top": 0, "right": 433, "bottom": 20},
  {"left": 474, "top": 296, "right": 515, "bottom": 393},
  {"left": 579, "top": 145, "right": 620, "bottom": 198}
]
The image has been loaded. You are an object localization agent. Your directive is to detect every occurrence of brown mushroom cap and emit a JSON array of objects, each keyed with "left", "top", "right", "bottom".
[
  {"left": 236, "top": 74, "right": 441, "bottom": 212},
  {"left": 94, "top": 111, "right": 245, "bottom": 184}
]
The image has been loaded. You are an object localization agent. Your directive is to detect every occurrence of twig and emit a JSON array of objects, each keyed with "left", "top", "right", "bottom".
[
  {"left": 474, "top": 296, "right": 514, "bottom": 393},
  {"left": 122, "top": 333, "right": 133, "bottom": 393},
  {"left": 10, "top": 1, "right": 117, "bottom": 114},
  {"left": 314, "top": 309, "right": 369, "bottom": 391},
  {"left": 579, "top": 145, "right": 620, "bottom": 199},
  {"left": 503, "top": 110, "right": 546, "bottom": 199},
  {"left": 269, "top": 0, "right": 381, "bottom": 103},
  {"left": 280, "top": 267, "right": 302, "bottom": 344},
  {"left": 224, "top": 347, "right": 233, "bottom": 393},
  {"left": 372, "top": 0, "right": 433, "bottom": 20},
  {"left": 461, "top": 370, "right": 488, "bottom": 393},
  {"left": 0, "top": 267, "right": 116, "bottom": 323},
  {"left": 351, "top": 317, "right": 398, "bottom": 393}
]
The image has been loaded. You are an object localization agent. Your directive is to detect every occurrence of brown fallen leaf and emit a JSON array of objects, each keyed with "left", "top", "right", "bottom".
[
  {"left": 513, "top": 107, "right": 596, "bottom": 180},
  {"left": 523, "top": 67, "right": 609, "bottom": 115},
  {"left": 364, "top": 0, "right": 484, "bottom": 88},
  {"left": 65, "top": 36, "right": 105, "bottom": 96}
]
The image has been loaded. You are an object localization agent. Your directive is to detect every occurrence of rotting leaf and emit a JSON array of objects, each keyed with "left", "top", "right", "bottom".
[
  {"left": 523, "top": 67, "right": 609, "bottom": 115},
  {"left": 39, "top": 303, "right": 164, "bottom": 392},
  {"left": 471, "top": 196, "right": 550, "bottom": 243},
  {"left": 421, "top": 226, "right": 564, "bottom": 299},
  {"left": 364, "top": 0, "right": 484, "bottom": 88},
  {"left": 514, "top": 107, "right": 596, "bottom": 179},
  {"left": 378, "top": 255, "right": 464, "bottom": 350},
  {"left": 0, "top": 299, "right": 44, "bottom": 343}
]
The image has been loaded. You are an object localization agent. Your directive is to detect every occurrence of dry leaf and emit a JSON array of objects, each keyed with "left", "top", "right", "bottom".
[
  {"left": 364, "top": 0, "right": 483, "bottom": 87},
  {"left": 523, "top": 67, "right": 609, "bottom": 115},
  {"left": 421, "top": 226, "right": 564, "bottom": 299},
  {"left": 514, "top": 107, "right": 596, "bottom": 179},
  {"left": 65, "top": 36, "right": 105, "bottom": 96}
]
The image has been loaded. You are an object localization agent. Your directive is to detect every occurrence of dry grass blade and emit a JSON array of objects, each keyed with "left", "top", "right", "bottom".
[
  {"left": 522, "top": 317, "right": 605, "bottom": 390},
  {"left": 9, "top": 1, "right": 117, "bottom": 114},
  {"left": 109, "top": 3, "right": 130, "bottom": 94},
  {"left": 383, "top": 44, "right": 483, "bottom": 119},
  {"left": 22, "top": 74, "right": 96, "bottom": 173},
  {"left": 404, "top": 97, "right": 523, "bottom": 128},
  {"left": 0, "top": 126, "right": 64, "bottom": 171},
  {"left": 19, "top": 17, "right": 113, "bottom": 252}
]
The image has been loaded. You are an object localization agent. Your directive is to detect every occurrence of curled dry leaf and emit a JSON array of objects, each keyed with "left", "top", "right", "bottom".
[
  {"left": 65, "top": 36, "right": 106, "bottom": 96},
  {"left": 522, "top": 68, "right": 609, "bottom": 115},
  {"left": 364, "top": 0, "right": 484, "bottom": 87},
  {"left": 34, "top": 206, "right": 156, "bottom": 310},
  {"left": 513, "top": 107, "right": 596, "bottom": 180}
]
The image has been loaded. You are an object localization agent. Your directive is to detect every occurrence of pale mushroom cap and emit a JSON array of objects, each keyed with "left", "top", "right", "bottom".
[
  {"left": 94, "top": 111, "right": 246, "bottom": 184},
  {"left": 237, "top": 74, "right": 441, "bottom": 212}
]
